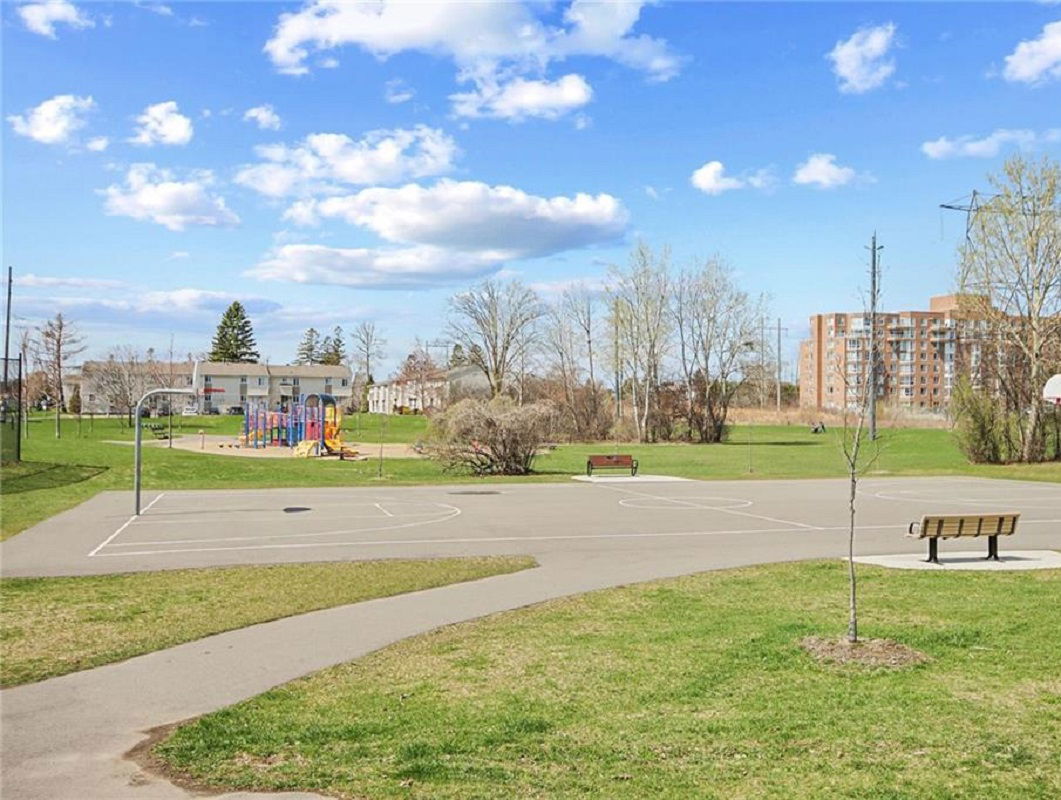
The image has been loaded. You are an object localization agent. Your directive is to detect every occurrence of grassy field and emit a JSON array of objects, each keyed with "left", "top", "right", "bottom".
[
  {"left": 155, "top": 561, "right": 1061, "bottom": 799},
  {"left": 0, "top": 556, "right": 534, "bottom": 687},
  {"left": 2, "top": 414, "right": 1058, "bottom": 540}
]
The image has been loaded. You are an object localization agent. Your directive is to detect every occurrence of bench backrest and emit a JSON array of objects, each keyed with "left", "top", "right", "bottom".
[
  {"left": 588, "top": 454, "right": 634, "bottom": 468},
  {"left": 910, "top": 513, "right": 1020, "bottom": 539}
]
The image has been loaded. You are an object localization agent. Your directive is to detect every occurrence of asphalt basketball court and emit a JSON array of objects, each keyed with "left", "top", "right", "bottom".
[{"left": 3, "top": 475, "right": 1058, "bottom": 577}]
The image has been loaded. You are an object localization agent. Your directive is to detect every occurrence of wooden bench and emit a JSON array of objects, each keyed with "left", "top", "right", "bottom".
[
  {"left": 907, "top": 512, "right": 1020, "bottom": 563},
  {"left": 586, "top": 454, "right": 638, "bottom": 477}
]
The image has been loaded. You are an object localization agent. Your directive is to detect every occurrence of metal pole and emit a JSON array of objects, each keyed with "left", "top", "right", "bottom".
[
  {"left": 776, "top": 317, "right": 782, "bottom": 413},
  {"left": 134, "top": 393, "right": 145, "bottom": 515},
  {"left": 134, "top": 388, "right": 193, "bottom": 515},
  {"left": 3, "top": 266, "right": 12, "bottom": 390},
  {"left": 760, "top": 317, "right": 766, "bottom": 409}
]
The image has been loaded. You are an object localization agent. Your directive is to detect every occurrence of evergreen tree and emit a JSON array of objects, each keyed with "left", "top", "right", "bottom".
[
  {"left": 319, "top": 326, "right": 346, "bottom": 365},
  {"left": 317, "top": 335, "right": 333, "bottom": 364},
  {"left": 449, "top": 343, "right": 468, "bottom": 367},
  {"left": 209, "top": 302, "right": 259, "bottom": 363},
  {"left": 296, "top": 328, "right": 321, "bottom": 365}
]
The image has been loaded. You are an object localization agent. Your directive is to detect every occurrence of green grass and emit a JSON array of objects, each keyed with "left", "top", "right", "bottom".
[
  {"left": 2, "top": 416, "right": 1057, "bottom": 540},
  {"left": 156, "top": 561, "right": 1061, "bottom": 799},
  {"left": 0, "top": 556, "right": 534, "bottom": 687}
]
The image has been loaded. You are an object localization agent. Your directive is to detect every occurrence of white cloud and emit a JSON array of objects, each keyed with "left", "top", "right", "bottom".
[
  {"left": 645, "top": 185, "right": 660, "bottom": 200},
  {"left": 297, "top": 179, "right": 629, "bottom": 257},
  {"left": 50, "top": 289, "right": 280, "bottom": 317},
  {"left": 451, "top": 73, "right": 592, "bottom": 120},
  {"left": 384, "top": 79, "right": 414, "bottom": 104},
  {"left": 134, "top": 2, "right": 173, "bottom": 16},
  {"left": 243, "top": 104, "right": 282, "bottom": 130},
  {"left": 235, "top": 125, "right": 458, "bottom": 198},
  {"left": 7, "top": 94, "right": 95, "bottom": 145},
  {"left": 100, "top": 163, "right": 240, "bottom": 231},
  {"left": 792, "top": 153, "right": 857, "bottom": 189},
  {"left": 248, "top": 244, "right": 500, "bottom": 288},
  {"left": 921, "top": 128, "right": 1061, "bottom": 159},
  {"left": 263, "top": 0, "right": 678, "bottom": 120},
  {"left": 129, "top": 101, "right": 193, "bottom": 146},
  {"left": 166, "top": 251, "right": 190, "bottom": 260},
  {"left": 254, "top": 179, "right": 628, "bottom": 288},
  {"left": 690, "top": 162, "right": 776, "bottom": 195},
  {"left": 1003, "top": 21, "right": 1061, "bottom": 84},
  {"left": 16, "top": 273, "right": 126, "bottom": 289},
  {"left": 690, "top": 161, "right": 745, "bottom": 195},
  {"left": 827, "top": 23, "right": 897, "bottom": 93},
  {"left": 86, "top": 136, "right": 109, "bottom": 152},
  {"left": 18, "top": 0, "right": 92, "bottom": 38}
]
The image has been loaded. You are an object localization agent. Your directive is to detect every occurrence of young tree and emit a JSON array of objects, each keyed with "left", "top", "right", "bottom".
[
  {"left": 209, "top": 301, "right": 259, "bottom": 363},
  {"left": 447, "top": 279, "right": 543, "bottom": 398},
  {"left": 38, "top": 313, "right": 86, "bottom": 438},
  {"left": 957, "top": 155, "right": 1061, "bottom": 462},
  {"left": 295, "top": 328, "right": 321, "bottom": 365}
]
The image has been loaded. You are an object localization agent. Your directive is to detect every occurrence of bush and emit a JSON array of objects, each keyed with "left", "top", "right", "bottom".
[
  {"left": 951, "top": 377, "right": 1016, "bottom": 463},
  {"left": 427, "top": 397, "right": 556, "bottom": 475}
]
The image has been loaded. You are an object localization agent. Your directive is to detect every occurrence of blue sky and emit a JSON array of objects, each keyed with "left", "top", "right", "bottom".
[{"left": 3, "top": 1, "right": 1060, "bottom": 374}]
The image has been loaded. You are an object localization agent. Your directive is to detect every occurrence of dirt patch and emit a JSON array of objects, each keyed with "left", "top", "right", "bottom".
[{"left": 800, "top": 636, "right": 929, "bottom": 669}]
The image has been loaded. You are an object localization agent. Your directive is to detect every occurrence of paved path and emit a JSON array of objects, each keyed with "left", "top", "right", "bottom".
[{"left": 1, "top": 477, "right": 1058, "bottom": 799}]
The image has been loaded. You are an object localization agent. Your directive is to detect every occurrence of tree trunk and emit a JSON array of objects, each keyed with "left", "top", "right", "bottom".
[{"left": 847, "top": 468, "right": 859, "bottom": 643}]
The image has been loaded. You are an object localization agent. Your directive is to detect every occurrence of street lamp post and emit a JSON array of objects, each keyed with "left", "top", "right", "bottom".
[{"left": 134, "top": 387, "right": 193, "bottom": 515}]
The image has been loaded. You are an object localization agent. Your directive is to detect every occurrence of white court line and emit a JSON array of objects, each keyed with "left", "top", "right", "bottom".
[
  {"left": 591, "top": 482, "right": 821, "bottom": 529},
  {"left": 127, "top": 509, "right": 448, "bottom": 525},
  {"left": 375, "top": 502, "right": 395, "bottom": 518},
  {"left": 862, "top": 487, "right": 1061, "bottom": 508},
  {"left": 104, "top": 505, "right": 461, "bottom": 547},
  {"left": 86, "top": 517, "right": 1061, "bottom": 558},
  {"left": 87, "top": 492, "right": 166, "bottom": 557}
]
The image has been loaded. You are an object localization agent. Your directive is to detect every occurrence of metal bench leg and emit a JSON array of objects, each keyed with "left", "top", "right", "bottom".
[
  {"left": 986, "top": 535, "right": 999, "bottom": 561},
  {"left": 926, "top": 538, "right": 939, "bottom": 564}
]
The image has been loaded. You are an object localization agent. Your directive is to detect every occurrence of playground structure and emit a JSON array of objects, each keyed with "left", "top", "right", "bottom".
[{"left": 242, "top": 393, "right": 356, "bottom": 457}]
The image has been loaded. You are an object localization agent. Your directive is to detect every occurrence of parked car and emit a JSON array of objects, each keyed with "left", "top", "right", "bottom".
[{"left": 226, "top": 406, "right": 244, "bottom": 415}]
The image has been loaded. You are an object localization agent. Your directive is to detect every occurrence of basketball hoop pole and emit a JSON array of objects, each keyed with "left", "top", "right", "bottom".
[{"left": 135, "top": 388, "right": 193, "bottom": 515}]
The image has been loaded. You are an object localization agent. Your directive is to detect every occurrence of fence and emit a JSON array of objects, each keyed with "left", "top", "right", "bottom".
[{"left": 1, "top": 355, "right": 22, "bottom": 464}]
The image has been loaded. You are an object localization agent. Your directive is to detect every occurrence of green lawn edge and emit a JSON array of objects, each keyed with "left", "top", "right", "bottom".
[
  {"left": 153, "top": 560, "right": 1061, "bottom": 800},
  {"left": 0, "top": 556, "right": 536, "bottom": 687}
]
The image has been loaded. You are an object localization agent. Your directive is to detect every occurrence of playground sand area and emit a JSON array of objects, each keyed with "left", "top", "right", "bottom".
[{"left": 115, "top": 435, "right": 426, "bottom": 459}]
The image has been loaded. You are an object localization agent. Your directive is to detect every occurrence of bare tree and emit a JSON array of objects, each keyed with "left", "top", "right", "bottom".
[
  {"left": 396, "top": 342, "right": 443, "bottom": 412},
  {"left": 37, "top": 313, "right": 85, "bottom": 438},
  {"left": 671, "top": 258, "right": 763, "bottom": 442},
  {"left": 351, "top": 322, "right": 386, "bottom": 379},
  {"left": 958, "top": 155, "right": 1061, "bottom": 462},
  {"left": 88, "top": 347, "right": 155, "bottom": 425},
  {"left": 446, "top": 279, "right": 543, "bottom": 398},
  {"left": 351, "top": 321, "right": 386, "bottom": 412},
  {"left": 608, "top": 243, "right": 671, "bottom": 441}
]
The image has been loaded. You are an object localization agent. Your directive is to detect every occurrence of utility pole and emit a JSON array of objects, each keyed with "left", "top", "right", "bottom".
[
  {"left": 3, "top": 267, "right": 12, "bottom": 390},
  {"left": 867, "top": 233, "right": 883, "bottom": 441},
  {"left": 759, "top": 317, "right": 767, "bottom": 408},
  {"left": 776, "top": 317, "right": 785, "bottom": 413}
]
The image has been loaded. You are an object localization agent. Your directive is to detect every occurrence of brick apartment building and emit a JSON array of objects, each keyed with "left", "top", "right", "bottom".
[{"left": 798, "top": 294, "right": 986, "bottom": 412}]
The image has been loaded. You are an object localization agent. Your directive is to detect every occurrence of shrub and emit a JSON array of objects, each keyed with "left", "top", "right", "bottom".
[
  {"left": 951, "top": 377, "right": 1016, "bottom": 463},
  {"left": 427, "top": 397, "right": 556, "bottom": 475}
]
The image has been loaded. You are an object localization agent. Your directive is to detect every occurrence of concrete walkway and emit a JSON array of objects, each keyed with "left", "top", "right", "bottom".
[{"left": 2, "top": 476, "right": 1058, "bottom": 799}]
